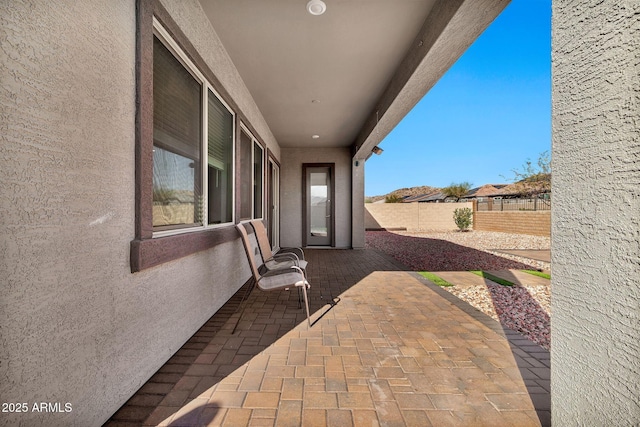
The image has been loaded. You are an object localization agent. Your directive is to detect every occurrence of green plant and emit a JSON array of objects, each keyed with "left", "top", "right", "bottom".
[
  {"left": 470, "top": 271, "right": 515, "bottom": 287},
  {"left": 418, "top": 271, "right": 454, "bottom": 287},
  {"left": 522, "top": 270, "right": 551, "bottom": 279},
  {"left": 442, "top": 181, "right": 472, "bottom": 201},
  {"left": 385, "top": 194, "right": 404, "bottom": 203},
  {"left": 453, "top": 207, "right": 473, "bottom": 231},
  {"left": 502, "top": 150, "right": 551, "bottom": 197}
]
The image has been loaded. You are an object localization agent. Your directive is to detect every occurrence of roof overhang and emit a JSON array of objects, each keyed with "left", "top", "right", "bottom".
[{"left": 199, "top": 0, "right": 510, "bottom": 159}]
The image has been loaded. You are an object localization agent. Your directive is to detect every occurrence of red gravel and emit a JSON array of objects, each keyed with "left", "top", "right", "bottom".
[{"left": 365, "top": 230, "right": 539, "bottom": 271}]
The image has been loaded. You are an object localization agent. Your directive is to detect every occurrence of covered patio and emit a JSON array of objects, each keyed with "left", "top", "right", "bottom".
[{"left": 106, "top": 249, "right": 550, "bottom": 426}]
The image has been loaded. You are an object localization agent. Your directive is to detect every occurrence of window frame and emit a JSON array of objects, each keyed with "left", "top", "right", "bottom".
[
  {"left": 253, "top": 141, "right": 265, "bottom": 220},
  {"left": 131, "top": 0, "right": 264, "bottom": 272},
  {"left": 152, "top": 20, "right": 236, "bottom": 238},
  {"left": 239, "top": 123, "right": 265, "bottom": 221}
]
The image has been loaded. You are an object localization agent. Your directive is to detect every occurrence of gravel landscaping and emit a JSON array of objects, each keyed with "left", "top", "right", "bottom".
[{"left": 366, "top": 230, "right": 551, "bottom": 349}]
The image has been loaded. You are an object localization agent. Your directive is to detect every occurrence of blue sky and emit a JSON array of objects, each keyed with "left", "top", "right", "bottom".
[{"left": 365, "top": 0, "right": 551, "bottom": 196}]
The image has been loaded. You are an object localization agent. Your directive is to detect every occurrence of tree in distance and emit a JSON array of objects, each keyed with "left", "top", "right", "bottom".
[
  {"left": 442, "top": 181, "right": 472, "bottom": 201},
  {"left": 503, "top": 150, "right": 551, "bottom": 197},
  {"left": 384, "top": 194, "right": 404, "bottom": 203}
]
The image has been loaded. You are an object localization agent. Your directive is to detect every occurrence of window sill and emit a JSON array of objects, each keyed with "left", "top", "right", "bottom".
[{"left": 130, "top": 225, "right": 238, "bottom": 272}]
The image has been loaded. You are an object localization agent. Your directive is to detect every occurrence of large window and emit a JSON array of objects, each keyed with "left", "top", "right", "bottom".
[
  {"left": 132, "top": 4, "right": 262, "bottom": 272},
  {"left": 253, "top": 143, "right": 264, "bottom": 219},
  {"left": 239, "top": 126, "right": 264, "bottom": 220},
  {"left": 152, "top": 22, "right": 234, "bottom": 235}
]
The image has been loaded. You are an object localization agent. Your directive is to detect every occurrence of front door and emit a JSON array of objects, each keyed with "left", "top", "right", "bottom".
[{"left": 304, "top": 164, "right": 334, "bottom": 246}]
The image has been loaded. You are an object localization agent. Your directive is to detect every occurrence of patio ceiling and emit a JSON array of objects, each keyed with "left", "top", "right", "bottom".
[{"left": 199, "top": 0, "right": 510, "bottom": 156}]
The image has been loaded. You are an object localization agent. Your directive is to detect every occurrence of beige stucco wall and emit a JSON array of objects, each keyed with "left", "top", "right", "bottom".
[
  {"left": 552, "top": 1, "right": 640, "bottom": 424},
  {"left": 280, "top": 147, "right": 352, "bottom": 248},
  {"left": 0, "top": 1, "right": 270, "bottom": 425},
  {"left": 351, "top": 160, "right": 366, "bottom": 248},
  {"left": 364, "top": 202, "right": 472, "bottom": 231}
]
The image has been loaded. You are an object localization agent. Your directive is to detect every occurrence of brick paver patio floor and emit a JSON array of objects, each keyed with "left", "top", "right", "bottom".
[{"left": 105, "top": 249, "right": 550, "bottom": 427}]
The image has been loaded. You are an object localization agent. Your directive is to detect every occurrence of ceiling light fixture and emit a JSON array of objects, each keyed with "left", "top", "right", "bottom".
[
  {"left": 312, "top": 135, "right": 320, "bottom": 139},
  {"left": 306, "top": 0, "right": 326, "bottom": 16},
  {"left": 372, "top": 146, "right": 383, "bottom": 155}
]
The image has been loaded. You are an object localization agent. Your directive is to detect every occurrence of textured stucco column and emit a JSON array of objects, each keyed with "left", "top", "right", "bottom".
[
  {"left": 552, "top": 1, "right": 640, "bottom": 425},
  {"left": 351, "top": 159, "right": 365, "bottom": 248}
]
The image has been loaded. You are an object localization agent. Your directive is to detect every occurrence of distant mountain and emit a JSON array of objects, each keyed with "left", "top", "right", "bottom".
[
  {"left": 366, "top": 185, "right": 440, "bottom": 203},
  {"left": 366, "top": 175, "right": 551, "bottom": 204}
]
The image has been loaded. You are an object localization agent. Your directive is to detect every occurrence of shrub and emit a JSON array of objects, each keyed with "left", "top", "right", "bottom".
[
  {"left": 385, "top": 194, "right": 404, "bottom": 203},
  {"left": 453, "top": 207, "right": 473, "bottom": 231}
]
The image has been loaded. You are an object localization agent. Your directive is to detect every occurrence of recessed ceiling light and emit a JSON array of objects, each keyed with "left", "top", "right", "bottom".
[
  {"left": 307, "top": 0, "right": 326, "bottom": 16},
  {"left": 312, "top": 135, "right": 320, "bottom": 139}
]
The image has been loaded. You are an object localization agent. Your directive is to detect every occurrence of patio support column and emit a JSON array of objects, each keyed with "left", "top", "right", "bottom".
[
  {"left": 351, "top": 158, "right": 365, "bottom": 248},
  {"left": 552, "top": 0, "right": 640, "bottom": 424}
]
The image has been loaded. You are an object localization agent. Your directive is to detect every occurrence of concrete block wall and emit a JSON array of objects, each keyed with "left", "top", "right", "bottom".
[
  {"left": 474, "top": 211, "right": 551, "bottom": 236},
  {"left": 364, "top": 202, "right": 472, "bottom": 231},
  {"left": 365, "top": 203, "right": 419, "bottom": 230}
]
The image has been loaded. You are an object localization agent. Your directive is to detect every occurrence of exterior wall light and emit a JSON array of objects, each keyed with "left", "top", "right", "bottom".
[
  {"left": 307, "top": 0, "right": 327, "bottom": 16},
  {"left": 372, "top": 146, "right": 383, "bottom": 155}
]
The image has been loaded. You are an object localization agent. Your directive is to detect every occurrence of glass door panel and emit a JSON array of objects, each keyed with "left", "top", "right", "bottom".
[{"left": 306, "top": 166, "right": 332, "bottom": 246}]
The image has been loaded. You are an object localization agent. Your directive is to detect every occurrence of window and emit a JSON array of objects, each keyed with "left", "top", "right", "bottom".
[
  {"left": 152, "top": 21, "right": 234, "bottom": 235},
  {"left": 253, "top": 143, "right": 264, "bottom": 219},
  {"left": 132, "top": 3, "right": 258, "bottom": 272},
  {"left": 239, "top": 125, "right": 264, "bottom": 220}
]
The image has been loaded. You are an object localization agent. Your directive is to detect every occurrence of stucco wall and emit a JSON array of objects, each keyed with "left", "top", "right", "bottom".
[
  {"left": 474, "top": 211, "right": 550, "bottom": 236},
  {"left": 364, "top": 202, "right": 473, "bottom": 232},
  {"left": 552, "top": 1, "right": 640, "bottom": 425},
  {"left": 351, "top": 160, "right": 365, "bottom": 248},
  {"left": 0, "top": 1, "right": 267, "bottom": 425},
  {"left": 280, "top": 148, "right": 352, "bottom": 248}
]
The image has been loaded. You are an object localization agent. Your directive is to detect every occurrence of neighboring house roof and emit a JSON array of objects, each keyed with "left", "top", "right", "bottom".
[
  {"left": 464, "top": 184, "right": 508, "bottom": 199},
  {"left": 402, "top": 190, "right": 441, "bottom": 203},
  {"left": 402, "top": 194, "right": 425, "bottom": 203},
  {"left": 418, "top": 192, "right": 447, "bottom": 202}
]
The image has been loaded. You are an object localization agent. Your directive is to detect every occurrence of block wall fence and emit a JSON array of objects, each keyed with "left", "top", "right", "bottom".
[
  {"left": 364, "top": 202, "right": 472, "bottom": 232},
  {"left": 364, "top": 202, "right": 550, "bottom": 237},
  {"left": 473, "top": 211, "right": 551, "bottom": 236}
]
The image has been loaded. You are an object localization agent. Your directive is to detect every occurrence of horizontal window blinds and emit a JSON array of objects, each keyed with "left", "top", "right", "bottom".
[
  {"left": 208, "top": 91, "right": 233, "bottom": 171},
  {"left": 153, "top": 36, "right": 201, "bottom": 160}
]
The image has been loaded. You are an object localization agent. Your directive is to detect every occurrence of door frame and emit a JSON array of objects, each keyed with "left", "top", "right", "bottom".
[
  {"left": 268, "top": 157, "right": 280, "bottom": 251},
  {"left": 302, "top": 163, "right": 336, "bottom": 247}
]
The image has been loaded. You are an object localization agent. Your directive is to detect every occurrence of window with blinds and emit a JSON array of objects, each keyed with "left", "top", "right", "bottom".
[
  {"left": 207, "top": 91, "right": 233, "bottom": 225},
  {"left": 254, "top": 143, "right": 264, "bottom": 219},
  {"left": 239, "top": 127, "right": 265, "bottom": 220},
  {"left": 152, "top": 36, "right": 202, "bottom": 229},
  {"left": 239, "top": 129, "right": 253, "bottom": 220},
  {"left": 152, "top": 28, "right": 234, "bottom": 234}
]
